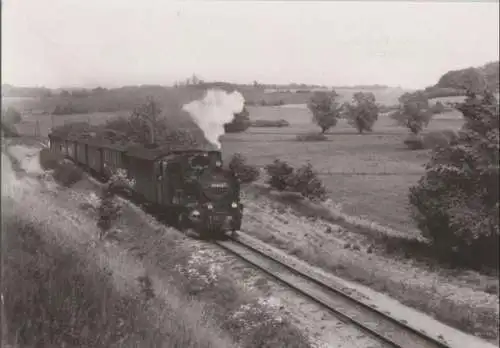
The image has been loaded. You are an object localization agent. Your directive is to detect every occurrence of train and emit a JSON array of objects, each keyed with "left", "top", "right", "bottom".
[{"left": 48, "top": 130, "right": 244, "bottom": 239}]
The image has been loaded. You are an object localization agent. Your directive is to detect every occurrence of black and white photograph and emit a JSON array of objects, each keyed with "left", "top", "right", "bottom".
[{"left": 1, "top": 1, "right": 499, "bottom": 347}]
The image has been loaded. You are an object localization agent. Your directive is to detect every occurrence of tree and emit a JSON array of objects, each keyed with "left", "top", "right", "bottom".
[
  {"left": 437, "top": 67, "right": 489, "bottom": 94},
  {"left": 408, "top": 91, "right": 499, "bottom": 268},
  {"left": 1, "top": 106, "right": 22, "bottom": 125},
  {"left": 224, "top": 106, "right": 251, "bottom": 133},
  {"left": 131, "top": 97, "right": 162, "bottom": 144},
  {"left": 390, "top": 91, "right": 432, "bottom": 135},
  {"left": 307, "top": 91, "right": 342, "bottom": 133},
  {"left": 342, "top": 92, "right": 379, "bottom": 133}
]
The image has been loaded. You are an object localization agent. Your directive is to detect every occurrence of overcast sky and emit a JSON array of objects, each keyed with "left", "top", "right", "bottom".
[{"left": 2, "top": 0, "right": 499, "bottom": 89}]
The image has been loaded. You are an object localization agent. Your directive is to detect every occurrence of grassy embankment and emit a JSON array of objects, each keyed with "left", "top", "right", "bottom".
[{"left": 1, "top": 143, "right": 313, "bottom": 348}]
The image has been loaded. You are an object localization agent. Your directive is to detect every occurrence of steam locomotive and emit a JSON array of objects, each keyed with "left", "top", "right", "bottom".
[{"left": 48, "top": 131, "right": 243, "bottom": 239}]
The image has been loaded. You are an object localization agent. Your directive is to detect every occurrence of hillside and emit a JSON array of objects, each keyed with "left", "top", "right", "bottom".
[{"left": 435, "top": 61, "right": 499, "bottom": 93}]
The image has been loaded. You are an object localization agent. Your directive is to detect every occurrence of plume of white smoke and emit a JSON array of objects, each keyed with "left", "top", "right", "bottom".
[{"left": 182, "top": 89, "right": 245, "bottom": 149}]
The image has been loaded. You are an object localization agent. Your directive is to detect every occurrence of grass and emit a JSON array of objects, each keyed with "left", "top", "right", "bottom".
[
  {"left": 239, "top": 193, "right": 500, "bottom": 343},
  {"left": 2, "top": 144, "right": 313, "bottom": 348},
  {"left": 94, "top": 192, "right": 313, "bottom": 348},
  {"left": 1, "top": 200, "right": 233, "bottom": 348},
  {"left": 221, "top": 109, "right": 464, "bottom": 233}
]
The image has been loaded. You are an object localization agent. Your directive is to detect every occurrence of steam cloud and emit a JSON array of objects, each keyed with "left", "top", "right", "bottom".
[{"left": 182, "top": 89, "right": 245, "bottom": 149}]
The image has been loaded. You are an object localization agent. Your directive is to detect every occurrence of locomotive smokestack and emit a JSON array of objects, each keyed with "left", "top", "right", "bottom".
[{"left": 182, "top": 89, "right": 245, "bottom": 149}]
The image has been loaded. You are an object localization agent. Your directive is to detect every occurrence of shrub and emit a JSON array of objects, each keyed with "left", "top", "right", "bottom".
[
  {"left": 2, "top": 106, "right": 22, "bottom": 124},
  {"left": 52, "top": 160, "right": 83, "bottom": 187},
  {"left": 250, "top": 119, "right": 290, "bottom": 128},
  {"left": 97, "top": 169, "right": 135, "bottom": 239},
  {"left": 228, "top": 153, "right": 260, "bottom": 184},
  {"left": 1, "top": 121, "right": 19, "bottom": 137},
  {"left": 403, "top": 134, "right": 424, "bottom": 150},
  {"left": 409, "top": 92, "right": 499, "bottom": 269},
  {"left": 422, "top": 130, "right": 458, "bottom": 150},
  {"left": 265, "top": 159, "right": 295, "bottom": 191},
  {"left": 52, "top": 104, "right": 90, "bottom": 115},
  {"left": 224, "top": 106, "right": 251, "bottom": 133},
  {"left": 39, "top": 148, "right": 60, "bottom": 170},
  {"left": 295, "top": 133, "right": 327, "bottom": 142},
  {"left": 430, "top": 101, "right": 446, "bottom": 114},
  {"left": 286, "top": 163, "right": 327, "bottom": 201},
  {"left": 265, "top": 160, "right": 327, "bottom": 201}
]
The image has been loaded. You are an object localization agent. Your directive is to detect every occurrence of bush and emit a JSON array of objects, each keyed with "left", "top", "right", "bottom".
[
  {"left": 52, "top": 104, "right": 90, "bottom": 115},
  {"left": 422, "top": 130, "right": 458, "bottom": 150},
  {"left": 286, "top": 163, "right": 327, "bottom": 201},
  {"left": 265, "top": 160, "right": 327, "bottom": 201},
  {"left": 409, "top": 92, "right": 499, "bottom": 269},
  {"left": 39, "top": 148, "right": 61, "bottom": 170},
  {"left": 228, "top": 153, "right": 260, "bottom": 184},
  {"left": 430, "top": 101, "right": 446, "bottom": 114},
  {"left": 52, "top": 160, "right": 83, "bottom": 187},
  {"left": 1, "top": 121, "right": 19, "bottom": 137},
  {"left": 224, "top": 106, "right": 251, "bottom": 133},
  {"left": 403, "top": 133, "right": 425, "bottom": 150},
  {"left": 295, "top": 133, "right": 327, "bottom": 142},
  {"left": 2, "top": 106, "right": 22, "bottom": 124},
  {"left": 265, "top": 159, "right": 295, "bottom": 191},
  {"left": 250, "top": 119, "right": 290, "bottom": 128}
]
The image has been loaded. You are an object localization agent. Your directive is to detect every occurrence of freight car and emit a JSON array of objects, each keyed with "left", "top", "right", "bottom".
[{"left": 48, "top": 132, "right": 243, "bottom": 239}]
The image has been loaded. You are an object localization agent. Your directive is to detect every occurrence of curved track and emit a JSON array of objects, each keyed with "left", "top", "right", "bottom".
[{"left": 215, "top": 237, "right": 452, "bottom": 348}]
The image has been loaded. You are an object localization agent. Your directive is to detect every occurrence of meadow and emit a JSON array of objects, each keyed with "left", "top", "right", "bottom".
[{"left": 221, "top": 105, "right": 464, "bottom": 233}]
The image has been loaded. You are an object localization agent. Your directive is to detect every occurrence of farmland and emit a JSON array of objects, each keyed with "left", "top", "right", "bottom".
[{"left": 221, "top": 105, "right": 465, "bottom": 233}]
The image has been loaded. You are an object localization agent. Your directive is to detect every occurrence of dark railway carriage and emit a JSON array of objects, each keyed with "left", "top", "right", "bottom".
[
  {"left": 48, "top": 131, "right": 243, "bottom": 239},
  {"left": 75, "top": 141, "right": 87, "bottom": 166},
  {"left": 49, "top": 134, "right": 65, "bottom": 155},
  {"left": 126, "top": 149, "right": 158, "bottom": 203},
  {"left": 86, "top": 142, "right": 104, "bottom": 175},
  {"left": 65, "top": 139, "right": 77, "bottom": 160},
  {"left": 102, "top": 144, "right": 127, "bottom": 177}
]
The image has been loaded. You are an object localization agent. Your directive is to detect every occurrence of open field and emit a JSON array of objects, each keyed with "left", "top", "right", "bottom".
[{"left": 221, "top": 106, "right": 465, "bottom": 233}]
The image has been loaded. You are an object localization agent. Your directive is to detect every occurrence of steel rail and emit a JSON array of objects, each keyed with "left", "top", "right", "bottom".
[{"left": 215, "top": 237, "right": 452, "bottom": 348}]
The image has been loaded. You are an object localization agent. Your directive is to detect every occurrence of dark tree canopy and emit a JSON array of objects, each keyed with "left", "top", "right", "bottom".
[
  {"left": 409, "top": 91, "right": 499, "bottom": 268},
  {"left": 391, "top": 91, "right": 432, "bottom": 135},
  {"left": 224, "top": 106, "right": 251, "bottom": 133},
  {"left": 342, "top": 92, "right": 379, "bottom": 133},
  {"left": 307, "top": 91, "right": 342, "bottom": 133}
]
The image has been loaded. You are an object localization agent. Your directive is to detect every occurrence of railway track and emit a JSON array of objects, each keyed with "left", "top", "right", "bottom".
[{"left": 215, "top": 237, "right": 452, "bottom": 348}]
